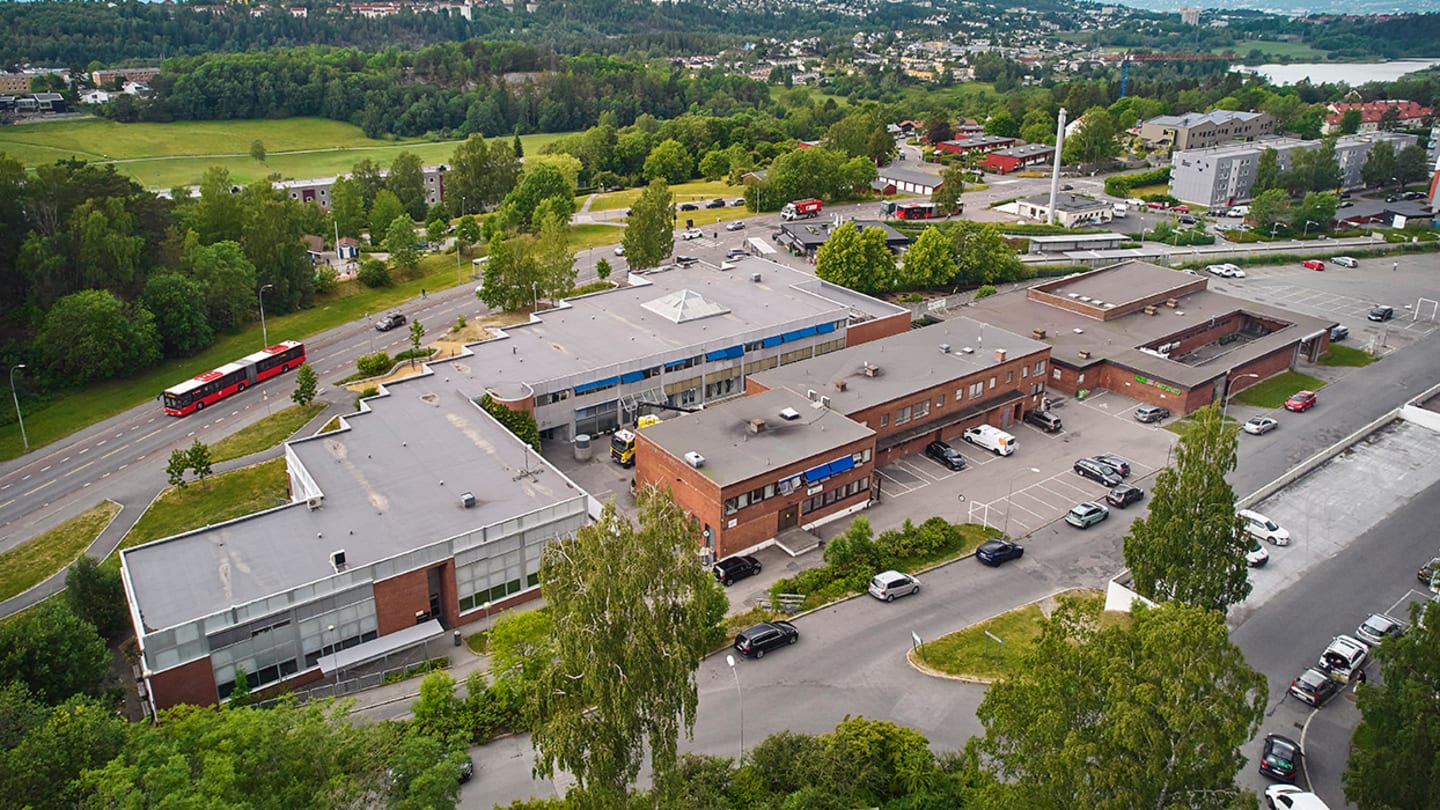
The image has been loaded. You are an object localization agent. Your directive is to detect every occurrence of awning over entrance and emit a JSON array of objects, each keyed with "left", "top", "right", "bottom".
[{"left": 319, "top": 619, "right": 446, "bottom": 675}]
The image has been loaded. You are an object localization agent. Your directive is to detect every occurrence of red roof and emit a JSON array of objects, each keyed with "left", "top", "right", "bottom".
[{"left": 1326, "top": 100, "right": 1431, "bottom": 126}]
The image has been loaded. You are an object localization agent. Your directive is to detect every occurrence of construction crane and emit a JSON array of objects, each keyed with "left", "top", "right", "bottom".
[{"left": 1097, "top": 52, "right": 1239, "bottom": 98}]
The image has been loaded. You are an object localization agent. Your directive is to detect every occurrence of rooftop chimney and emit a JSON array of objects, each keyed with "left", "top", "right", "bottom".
[
  {"left": 834, "top": 380, "right": 848, "bottom": 392},
  {"left": 748, "top": 418, "right": 767, "bottom": 434},
  {"left": 995, "top": 348, "right": 1007, "bottom": 363}
]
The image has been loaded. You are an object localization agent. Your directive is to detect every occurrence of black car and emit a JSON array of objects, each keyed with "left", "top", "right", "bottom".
[
  {"left": 1419, "top": 557, "right": 1440, "bottom": 587},
  {"left": 1023, "top": 410, "right": 1063, "bottom": 432},
  {"left": 458, "top": 757, "right": 475, "bottom": 783},
  {"left": 925, "top": 440, "right": 967, "bottom": 471},
  {"left": 1089, "top": 454, "right": 1130, "bottom": 477},
  {"left": 1106, "top": 484, "right": 1144, "bottom": 508},
  {"left": 976, "top": 539, "right": 1024, "bottom": 566},
  {"left": 1368, "top": 305, "right": 1395, "bottom": 322},
  {"left": 734, "top": 621, "right": 799, "bottom": 658},
  {"left": 713, "top": 555, "right": 762, "bottom": 586},
  {"left": 1259, "top": 734, "right": 1302, "bottom": 782},
  {"left": 678, "top": 202, "right": 699, "bottom": 211},
  {"left": 1288, "top": 667, "right": 1342, "bottom": 707},
  {"left": 375, "top": 312, "right": 407, "bottom": 331},
  {"left": 706, "top": 198, "right": 727, "bottom": 209},
  {"left": 1329, "top": 325, "right": 1349, "bottom": 342},
  {"left": 674, "top": 255, "right": 699, "bottom": 267},
  {"left": 1074, "top": 458, "right": 1123, "bottom": 487}
]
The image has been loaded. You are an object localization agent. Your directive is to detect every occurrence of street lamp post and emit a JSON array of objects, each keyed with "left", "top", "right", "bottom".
[
  {"left": 9, "top": 364, "right": 28, "bottom": 452},
  {"left": 1303, "top": 220, "right": 1318, "bottom": 237},
  {"left": 1269, "top": 222, "right": 1280, "bottom": 239},
  {"left": 1222, "top": 372, "right": 1262, "bottom": 422},
  {"left": 258, "top": 284, "right": 274, "bottom": 348},
  {"left": 725, "top": 654, "right": 744, "bottom": 764},
  {"left": 1002, "top": 467, "right": 1042, "bottom": 537}
]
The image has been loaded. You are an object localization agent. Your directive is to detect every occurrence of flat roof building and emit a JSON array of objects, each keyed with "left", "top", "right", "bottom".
[
  {"left": 1016, "top": 193, "right": 1113, "bottom": 227},
  {"left": 775, "top": 219, "right": 910, "bottom": 257},
  {"left": 1169, "top": 132, "right": 1417, "bottom": 208},
  {"left": 1138, "top": 110, "right": 1274, "bottom": 151},
  {"left": 981, "top": 144, "right": 1057, "bottom": 174}
]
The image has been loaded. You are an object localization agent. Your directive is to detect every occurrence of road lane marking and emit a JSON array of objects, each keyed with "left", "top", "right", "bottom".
[
  {"left": 63, "top": 461, "right": 95, "bottom": 477},
  {"left": 22, "top": 480, "right": 54, "bottom": 497}
]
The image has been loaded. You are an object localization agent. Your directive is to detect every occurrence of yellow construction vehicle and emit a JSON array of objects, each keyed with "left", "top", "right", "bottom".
[{"left": 610, "top": 415, "right": 661, "bottom": 467}]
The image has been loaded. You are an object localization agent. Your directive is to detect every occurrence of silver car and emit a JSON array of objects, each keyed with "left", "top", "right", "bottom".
[
  {"left": 1355, "top": 613, "right": 1405, "bottom": 646},
  {"left": 867, "top": 570, "right": 920, "bottom": 602}
]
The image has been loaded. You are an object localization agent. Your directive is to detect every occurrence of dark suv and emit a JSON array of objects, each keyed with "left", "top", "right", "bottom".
[
  {"left": 1106, "top": 484, "right": 1144, "bottom": 508},
  {"left": 713, "top": 555, "right": 762, "bottom": 586},
  {"left": 1074, "top": 458, "right": 1123, "bottom": 487},
  {"left": 925, "top": 440, "right": 967, "bottom": 471},
  {"left": 1023, "top": 410, "right": 1062, "bottom": 432},
  {"left": 1288, "top": 667, "right": 1341, "bottom": 707},
  {"left": 734, "top": 621, "right": 799, "bottom": 658}
]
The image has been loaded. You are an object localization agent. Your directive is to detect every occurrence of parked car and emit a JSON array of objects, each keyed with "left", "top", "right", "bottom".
[
  {"left": 1368, "top": 305, "right": 1395, "bottom": 322},
  {"left": 725, "top": 220, "right": 746, "bottom": 231},
  {"left": 1134, "top": 404, "right": 1170, "bottom": 423},
  {"left": 733, "top": 621, "right": 799, "bottom": 658},
  {"left": 1206, "top": 263, "right": 1243, "bottom": 278},
  {"left": 1065, "top": 501, "right": 1110, "bottom": 529},
  {"left": 1106, "top": 484, "right": 1144, "bottom": 508},
  {"left": 1284, "top": 390, "right": 1317, "bottom": 412},
  {"left": 725, "top": 248, "right": 749, "bottom": 260},
  {"left": 1246, "top": 536, "right": 1270, "bottom": 567},
  {"left": 1289, "top": 667, "right": 1342, "bottom": 707},
  {"left": 706, "top": 198, "right": 727, "bottom": 209},
  {"left": 1023, "top": 409, "right": 1063, "bottom": 432},
  {"left": 1074, "top": 458, "right": 1123, "bottom": 487},
  {"left": 678, "top": 203, "right": 699, "bottom": 211},
  {"left": 613, "top": 245, "right": 626, "bottom": 256},
  {"left": 1238, "top": 509, "right": 1291, "bottom": 546},
  {"left": 1355, "top": 613, "right": 1405, "bottom": 646},
  {"left": 1302, "top": 259, "right": 1325, "bottom": 271},
  {"left": 925, "top": 440, "right": 967, "bottom": 471},
  {"left": 868, "top": 570, "right": 920, "bottom": 602},
  {"left": 1171, "top": 205, "right": 1190, "bottom": 213},
  {"left": 1329, "top": 325, "right": 1349, "bottom": 342},
  {"left": 680, "top": 228, "right": 704, "bottom": 240},
  {"left": 1264, "top": 785, "right": 1331, "bottom": 810},
  {"left": 458, "top": 758, "right": 475, "bottom": 783},
  {"left": 712, "top": 555, "right": 762, "bottom": 586},
  {"left": 374, "top": 312, "right": 407, "bottom": 331},
  {"left": 1318, "top": 635, "right": 1369, "bottom": 681},
  {"left": 1225, "top": 205, "right": 1249, "bottom": 217},
  {"left": 976, "top": 538, "right": 1024, "bottom": 566},
  {"left": 1258, "top": 734, "right": 1302, "bottom": 782},
  {"left": 1243, "top": 416, "right": 1279, "bottom": 435},
  {"left": 1332, "top": 256, "right": 1359, "bottom": 268},
  {"left": 1177, "top": 214, "right": 1199, "bottom": 225},
  {"left": 1419, "top": 556, "right": 1440, "bottom": 588},
  {"left": 1089, "top": 454, "right": 1130, "bottom": 477},
  {"left": 730, "top": 198, "right": 747, "bottom": 207}
]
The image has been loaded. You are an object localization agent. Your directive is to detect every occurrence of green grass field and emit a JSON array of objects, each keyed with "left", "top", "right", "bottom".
[
  {"left": 1227, "top": 40, "right": 1329, "bottom": 60},
  {"left": 919, "top": 590, "right": 1119, "bottom": 681},
  {"left": 1231, "top": 371, "right": 1326, "bottom": 409},
  {"left": 116, "top": 458, "right": 289, "bottom": 555},
  {"left": 1318, "top": 344, "right": 1377, "bottom": 368},
  {"left": 0, "top": 500, "right": 121, "bottom": 602},
  {"left": 208, "top": 402, "right": 328, "bottom": 464},
  {"left": 0, "top": 116, "right": 571, "bottom": 189},
  {"left": 588, "top": 179, "right": 743, "bottom": 212}
]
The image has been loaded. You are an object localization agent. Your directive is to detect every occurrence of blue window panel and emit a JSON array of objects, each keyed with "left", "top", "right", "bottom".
[
  {"left": 724, "top": 345, "right": 744, "bottom": 359},
  {"left": 575, "top": 376, "right": 619, "bottom": 394},
  {"left": 828, "top": 455, "right": 855, "bottom": 474},
  {"left": 705, "top": 349, "right": 729, "bottom": 362},
  {"left": 815, "top": 321, "right": 837, "bottom": 334},
  {"left": 796, "top": 325, "right": 818, "bottom": 338},
  {"left": 762, "top": 336, "right": 784, "bottom": 348},
  {"left": 803, "top": 463, "right": 834, "bottom": 483},
  {"left": 620, "top": 371, "right": 645, "bottom": 384},
  {"left": 665, "top": 359, "right": 687, "bottom": 370},
  {"left": 781, "top": 330, "right": 805, "bottom": 342}
]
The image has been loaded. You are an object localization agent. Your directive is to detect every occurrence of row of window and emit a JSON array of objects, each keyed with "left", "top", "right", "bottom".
[
  {"left": 724, "top": 449, "right": 874, "bottom": 515},
  {"left": 801, "top": 476, "right": 871, "bottom": 515},
  {"left": 874, "top": 361, "right": 1047, "bottom": 429},
  {"left": 458, "top": 573, "right": 539, "bottom": 613}
]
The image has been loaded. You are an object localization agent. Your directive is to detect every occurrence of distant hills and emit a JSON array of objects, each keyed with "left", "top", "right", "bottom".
[{"left": 1108, "top": 0, "right": 1438, "bottom": 15}]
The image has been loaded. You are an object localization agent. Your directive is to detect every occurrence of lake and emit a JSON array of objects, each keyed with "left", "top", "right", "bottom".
[{"left": 1235, "top": 59, "right": 1440, "bottom": 86}]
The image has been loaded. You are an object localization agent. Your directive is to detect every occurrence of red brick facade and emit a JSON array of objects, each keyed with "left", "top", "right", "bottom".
[
  {"left": 373, "top": 562, "right": 458, "bottom": 636},
  {"left": 845, "top": 311, "right": 912, "bottom": 347},
  {"left": 148, "top": 655, "right": 219, "bottom": 711}
]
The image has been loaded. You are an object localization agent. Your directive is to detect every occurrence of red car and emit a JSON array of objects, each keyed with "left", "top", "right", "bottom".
[
  {"left": 1285, "top": 390, "right": 1318, "bottom": 412},
  {"left": 1171, "top": 205, "right": 1191, "bottom": 213},
  {"left": 1302, "top": 259, "right": 1325, "bottom": 271}
]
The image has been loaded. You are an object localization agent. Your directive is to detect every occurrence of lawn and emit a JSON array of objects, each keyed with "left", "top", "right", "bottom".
[
  {"left": 1126, "top": 183, "right": 1171, "bottom": 199},
  {"left": 1230, "top": 371, "right": 1327, "bottom": 409},
  {"left": 0, "top": 500, "right": 121, "bottom": 602},
  {"left": 1228, "top": 40, "right": 1329, "bottom": 60},
  {"left": 116, "top": 457, "right": 290, "bottom": 555},
  {"left": 588, "top": 179, "right": 744, "bottom": 212},
  {"left": 1318, "top": 344, "right": 1377, "bottom": 368},
  {"left": 917, "top": 590, "right": 1115, "bottom": 681},
  {"left": 0, "top": 116, "right": 571, "bottom": 189},
  {"left": 208, "top": 402, "right": 328, "bottom": 464}
]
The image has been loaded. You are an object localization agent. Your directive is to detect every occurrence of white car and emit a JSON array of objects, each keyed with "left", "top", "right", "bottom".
[
  {"left": 613, "top": 245, "right": 625, "bottom": 256},
  {"left": 1332, "top": 256, "right": 1358, "bottom": 268},
  {"left": 1206, "top": 263, "right": 1245, "bottom": 278},
  {"left": 1238, "top": 508, "right": 1291, "bottom": 546},
  {"left": 725, "top": 220, "right": 746, "bottom": 231},
  {"left": 679, "top": 228, "right": 704, "bottom": 240},
  {"left": 1319, "top": 635, "right": 1369, "bottom": 681},
  {"left": 1245, "top": 536, "right": 1269, "bottom": 567},
  {"left": 1265, "top": 785, "right": 1332, "bottom": 809},
  {"left": 1243, "top": 416, "right": 1278, "bottom": 435}
]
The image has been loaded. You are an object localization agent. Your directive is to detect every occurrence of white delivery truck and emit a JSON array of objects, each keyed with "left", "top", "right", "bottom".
[{"left": 962, "top": 424, "right": 1017, "bottom": 456}]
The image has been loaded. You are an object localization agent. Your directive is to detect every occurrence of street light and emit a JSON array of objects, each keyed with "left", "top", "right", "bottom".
[
  {"left": 1303, "top": 220, "right": 1318, "bottom": 237},
  {"left": 725, "top": 654, "right": 744, "bottom": 764},
  {"left": 1003, "top": 467, "right": 1042, "bottom": 538},
  {"left": 1269, "top": 222, "right": 1280, "bottom": 239},
  {"left": 9, "top": 364, "right": 28, "bottom": 452},
  {"left": 1222, "top": 372, "right": 1262, "bottom": 422},
  {"left": 258, "top": 284, "right": 274, "bottom": 348}
]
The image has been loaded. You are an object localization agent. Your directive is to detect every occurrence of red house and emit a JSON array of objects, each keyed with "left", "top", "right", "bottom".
[
  {"left": 934, "top": 135, "right": 1018, "bottom": 156},
  {"left": 981, "top": 144, "right": 1056, "bottom": 174}
]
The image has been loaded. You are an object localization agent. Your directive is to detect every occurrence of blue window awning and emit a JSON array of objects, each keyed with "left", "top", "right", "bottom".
[
  {"left": 575, "top": 376, "right": 619, "bottom": 394},
  {"left": 620, "top": 370, "right": 645, "bottom": 384},
  {"left": 761, "top": 335, "right": 783, "bottom": 348}
]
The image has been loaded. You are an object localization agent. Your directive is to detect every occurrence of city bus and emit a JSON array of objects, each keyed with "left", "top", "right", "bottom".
[
  {"left": 894, "top": 202, "right": 942, "bottom": 220},
  {"left": 162, "top": 341, "right": 307, "bottom": 416}
]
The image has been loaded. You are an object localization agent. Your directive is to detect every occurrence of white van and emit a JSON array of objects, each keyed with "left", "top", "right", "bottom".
[
  {"left": 962, "top": 424, "right": 1017, "bottom": 456},
  {"left": 1111, "top": 202, "right": 1128, "bottom": 218}
]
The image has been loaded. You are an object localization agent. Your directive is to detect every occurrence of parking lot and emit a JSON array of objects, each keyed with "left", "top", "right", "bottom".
[
  {"left": 1231, "top": 419, "right": 1440, "bottom": 621},
  {"left": 876, "top": 389, "right": 1175, "bottom": 536},
  {"left": 1208, "top": 255, "right": 1440, "bottom": 352}
]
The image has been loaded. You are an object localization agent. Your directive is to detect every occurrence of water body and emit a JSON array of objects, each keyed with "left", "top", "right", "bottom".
[{"left": 1235, "top": 59, "right": 1440, "bottom": 86}]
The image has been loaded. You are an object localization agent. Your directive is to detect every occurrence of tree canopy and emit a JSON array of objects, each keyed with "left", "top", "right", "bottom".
[{"left": 621, "top": 178, "right": 676, "bottom": 271}]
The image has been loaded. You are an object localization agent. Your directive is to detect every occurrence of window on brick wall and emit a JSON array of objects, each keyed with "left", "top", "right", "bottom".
[{"left": 895, "top": 405, "right": 912, "bottom": 425}]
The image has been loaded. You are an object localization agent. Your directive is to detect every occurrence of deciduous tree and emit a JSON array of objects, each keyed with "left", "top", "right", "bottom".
[
  {"left": 64, "top": 554, "right": 129, "bottom": 642},
  {"left": 166, "top": 447, "right": 189, "bottom": 488},
  {"left": 1252, "top": 148, "right": 1282, "bottom": 195},
  {"left": 931, "top": 164, "right": 966, "bottom": 214},
  {"left": 291, "top": 363, "right": 318, "bottom": 406},
  {"left": 370, "top": 190, "right": 408, "bottom": 245},
  {"left": 249, "top": 139, "right": 266, "bottom": 162},
  {"left": 900, "top": 225, "right": 958, "bottom": 288},
  {"left": 387, "top": 150, "right": 427, "bottom": 220},
  {"left": 1344, "top": 600, "right": 1440, "bottom": 809},
  {"left": 1248, "top": 188, "right": 1292, "bottom": 234},
  {"left": 0, "top": 687, "right": 127, "bottom": 810},
  {"left": 530, "top": 491, "right": 717, "bottom": 805},
  {"left": 1122, "top": 404, "right": 1251, "bottom": 612},
  {"left": 1395, "top": 144, "right": 1430, "bottom": 188},
  {"left": 0, "top": 601, "right": 111, "bottom": 706},
  {"left": 621, "top": 178, "right": 675, "bottom": 271},
  {"left": 1062, "top": 107, "right": 1120, "bottom": 165},
  {"left": 498, "top": 162, "right": 575, "bottom": 232},
  {"left": 971, "top": 596, "right": 1266, "bottom": 810},
  {"left": 815, "top": 221, "right": 896, "bottom": 294},
  {"left": 643, "top": 138, "right": 693, "bottom": 184},
  {"left": 408, "top": 319, "right": 426, "bottom": 367},
  {"left": 187, "top": 438, "right": 213, "bottom": 484},
  {"left": 1292, "top": 192, "right": 1339, "bottom": 235},
  {"left": 34, "top": 289, "right": 161, "bottom": 385},
  {"left": 947, "top": 220, "right": 1023, "bottom": 285},
  {"left": 141, "top": 273, "right": 213, "bottom": 357},
  {"left": 329, "top": 176, "right": 366, "bottom": 240}
]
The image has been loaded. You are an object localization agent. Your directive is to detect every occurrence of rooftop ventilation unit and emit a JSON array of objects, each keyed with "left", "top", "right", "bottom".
[
  {"left": 862, "top": 363, "right": 880, "bottom": 377},
  {"left": 307, "top": 495, "right": 323, "bottom": 511},
  {"left": 807, "top": 389, "right": 818, "bottom": 401},
  {"left": 1032, "top": 329, "right": 1047, "bottom": 340},
  {"left": 749, "top": 418, "right": 767, "bottom": 434},
  {"left": 684, "top": 451, "right": 706, "bottom": 469},
  {"left": 751, "top": 273, "right": 762, "bottom": 283},
  {"left": 834, "top": 380, "right": 848, "bottom": 392},
  {"left": 939, "top": 343, "right": 951, "bottom": 353},
  {"left": 330, "top": 549, "right": 347, "bottom": 573},
  {"left": 1072, "top": 327, "right": 1085, "bottom": 334},
  {"left": 460, "top": 492, "right": 476, "bottom": 509},
  {"left": 820, "top": 395, "right": 831, "bottom": 408},
  {"left": 779, "top": 407, "right": 801, "bottom": 421},
  {"left": 1078, "top": 350, "right": 1092, "bottom": 359},
  {"left": 961, "top": 347, "right": 975, "bottom": 354}
]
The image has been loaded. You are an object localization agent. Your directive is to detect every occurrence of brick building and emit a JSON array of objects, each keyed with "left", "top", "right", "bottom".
[
  {"left": 934, "top": 135, "right": 1018, "bottom": 156},
  {"left": 1324, "top": 100, "right": 1432, "bottom": 134},
  {"left": 980, "top": 144, "right": 1056, "bottom": 174},
  {"left": 637, "top": 318, "right": 1051, "bottom": 559},
  {"left": 966, "top": 261, "right": 1335, "bottom": 415}
]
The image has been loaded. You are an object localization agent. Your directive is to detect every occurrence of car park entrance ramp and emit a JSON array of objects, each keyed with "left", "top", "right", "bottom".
[{"left": 774, "top": 526, "right": 823, "bottom": 556}]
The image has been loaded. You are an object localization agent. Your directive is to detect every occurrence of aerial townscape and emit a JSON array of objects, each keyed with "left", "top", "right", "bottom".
[{"left": 2, "top": 0, "right": 1440, "bottom": 807}]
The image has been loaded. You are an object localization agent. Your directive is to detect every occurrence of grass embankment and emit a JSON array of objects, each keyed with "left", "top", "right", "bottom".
[
  {"left": 1318, "top": 345, "right": 1377, "bottom": 368},
  {"left": 0, "top": 117, "right": 569, "bottom": 190},
  {"left": 917, "top": 589, "right": 1122, "bottom": 681},
  {"left": 208, "top": 402, "right": 328, "bottom": 464},
  {"left": 588, "top": 179, "right": 744, "bottom": 212},
  {"left": 116, "top": 458, "right": 290, "bottom": 555},
  {"left": 1229, "top": 371, "right": 1327, "bottom": 409},
  {"left": 0, "top": 501, "right": 121, "bottom": 602}
]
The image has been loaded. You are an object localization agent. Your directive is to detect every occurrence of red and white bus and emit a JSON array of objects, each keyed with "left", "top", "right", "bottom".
[
  {"left": 894, "top": 202, "right": 942, "bottom": 220},
  {"left": 162, "top": 341, "right": 306, "bottom": 416}
]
